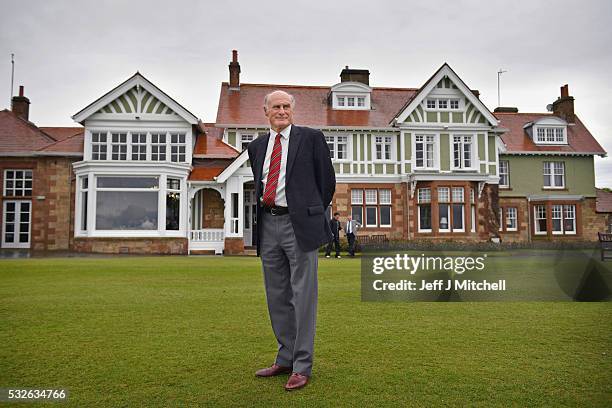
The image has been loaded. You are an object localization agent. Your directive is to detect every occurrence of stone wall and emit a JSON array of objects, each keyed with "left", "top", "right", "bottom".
[{"left": 73, "top": 237, "right": 188, "bottom": 254}]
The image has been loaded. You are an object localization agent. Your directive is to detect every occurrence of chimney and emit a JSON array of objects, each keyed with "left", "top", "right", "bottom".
[
  {"left": 11, "top": 85, "right": 30, "bottom": 121},
  {"left": 552, "top": 84, "right": 575, "bottom": 123},
  {"left": 471, "top": 89, "right": 480, "bottom": 99},
  {"left": 340, "top": 66, "right": 370, "bottom": 85},
  {"left": 494, "top": 107, "right": 519, "bottom": 113},
  {"left": 229, "top": 50, "right": 241, "bottom": 89}
]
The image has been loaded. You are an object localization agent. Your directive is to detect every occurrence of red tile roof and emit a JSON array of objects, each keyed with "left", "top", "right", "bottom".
[
  {"left": 495, "top": 113, "right": 606, "bottom": 155},
  {"left": 0, "top": 109, "right": 57, "bottom": 154},
  {"left": 39, "top": 126, "right": 83, "bottom": 141},
  {"left": 188, "top": 166, "right": 227, "bottom": 181},
  {"left": 216, "top": 83, "right": 417, "bottom": 127},
  {"left": 38, "top": 131, "right": 84, "bottom": 155},
  {"left": 596, "top": 189, "right": 612, "bottom": 213},
  {"left": 194, "top": 123, "right": 240, "bottom": 158}
]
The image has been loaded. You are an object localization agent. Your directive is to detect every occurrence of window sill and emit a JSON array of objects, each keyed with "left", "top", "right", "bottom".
[
  {"left": 542, "top": 187, "right": 567, "bottom": 191},
  {"left": 499, "top": 186, "right": 512, "bottom": 190}
]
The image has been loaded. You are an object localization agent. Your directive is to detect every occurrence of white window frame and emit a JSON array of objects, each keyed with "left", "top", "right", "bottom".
[
  {"left": 413, "top": 134, "right": 438, "bottom": 170},
  {"left": 551, "top": 204, "right": 563, "bottom": 235},
  {"left": 240, "top": 133, "right": 255, "bottom": 151},
  {"left": 450, "top": 134, "right": 475, "bottom": 170},
  {"left": 423, "top": 97, "right": 464, "bottom": 111},
  {"left": 130, "top": 132, "right": 148, "bottom": 161},
  {"left": 110, "top": 132, "right": 128, "bottom": 160},
  {"left": 170, "top": 133, "right": 186, "bottom": 162},
  {"left": 325, "top": 134, "right": 350, "bottom": 161},
  {"left": 563, "top": 205, "right": 576, "bottom": 235},
  {"left": 506, "top": 207, "right": 517, "bottom": 231},
  {"left": 534, "top": 126, "right": 567, "bottom": 144},
  {"left": 534, "top": 204, "right": 547, "bottom": 235},
  {"left": 333, "top": 93, "right": 371, "bottom": 110},
  {"left": 1, "top": 200, "right": 32, "bottom": 248},
  {"left": 417, "top": 188, "right": 432, "bottom": 233},
  {"left": 75, "top": 172, "right": 187, "bottom": 238},
  {"left": 543, "top": 161, "right": 565, "bottom": 189},
  {"left": 499, "top": 160, "right": 510, "bottom": 188},
  {"left": 374, "top": 135, "right": 393, "bottom": 162},
  {"left": 379, "top": 189, "right": 392, "bottom": 228},
  {"left": 3, "top": 169, "right": 33, "bottom": 197}
]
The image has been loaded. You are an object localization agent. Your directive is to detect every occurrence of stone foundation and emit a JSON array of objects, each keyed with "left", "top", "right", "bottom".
[
  {"left": 224, "top": 237, "right": 244, "bottom": 254},
  {"left": 73, "top": 237, "right": 188, "bottom": 254}
]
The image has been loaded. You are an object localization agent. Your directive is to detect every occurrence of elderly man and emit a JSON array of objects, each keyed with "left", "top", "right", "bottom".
[{"left": 247, "top": 90, "right": 335, "bottom": 391}]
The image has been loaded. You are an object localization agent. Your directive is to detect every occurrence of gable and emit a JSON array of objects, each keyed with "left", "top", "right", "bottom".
[
  {"left": 394, "top": 64, "right": 498, "bottom": 127},
  {"left": 96, "top": 86, "right": 178, "bottom": 116},
  {"left": 72, "top": 72, "right": 198, "bottom": 124}
]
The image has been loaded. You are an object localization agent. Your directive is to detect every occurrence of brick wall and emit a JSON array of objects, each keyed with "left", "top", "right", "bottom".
[
  {"left": 202, "top": 189, "right": 224, "bottom": 228},
  {"left": 0, "top": 156, "right": 75, "bottom": 251}
]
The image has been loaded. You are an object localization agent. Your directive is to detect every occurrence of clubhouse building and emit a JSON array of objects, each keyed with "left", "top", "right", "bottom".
[{"left": 0, "top": 51, "right": 608, "bottom": 254}]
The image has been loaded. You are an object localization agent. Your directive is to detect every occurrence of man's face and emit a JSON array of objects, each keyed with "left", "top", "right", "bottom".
[
  {"left": 264, "top": 91, "right": 294, "bottom": 132},
  {"left": 334, "top": 214, "right": 340, "bottom": 220}
]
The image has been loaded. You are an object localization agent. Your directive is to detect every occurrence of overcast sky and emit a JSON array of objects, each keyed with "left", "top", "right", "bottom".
[{"left": 1, "top": 0, "right": 611, "bottom": 186}]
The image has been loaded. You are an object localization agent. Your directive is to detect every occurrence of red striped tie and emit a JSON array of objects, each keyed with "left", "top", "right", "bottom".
[{"left": 262, "top": 133, "right": 282, "bottom": 207}]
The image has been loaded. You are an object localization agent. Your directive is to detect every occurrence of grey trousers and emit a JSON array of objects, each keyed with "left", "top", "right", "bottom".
[{"left": 260, "top": 211, "right": 318, "bottom": 376}]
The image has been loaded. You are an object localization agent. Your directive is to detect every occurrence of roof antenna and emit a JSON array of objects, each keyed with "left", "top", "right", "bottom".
[
  {"left": 497, "top": 68, "right": 507, "bottom": 107},
  {"left": 10, "top": 53, "right": 15, "bottom": 105}
]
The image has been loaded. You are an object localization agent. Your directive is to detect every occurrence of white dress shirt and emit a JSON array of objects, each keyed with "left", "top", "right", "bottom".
[{"left": 261, "top": 124, "right": 291, "bottom": 207}]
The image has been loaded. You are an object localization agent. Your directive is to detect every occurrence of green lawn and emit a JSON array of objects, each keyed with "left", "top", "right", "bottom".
[{"left": 0, "top": 254, "right": 610, "bottom": 407}]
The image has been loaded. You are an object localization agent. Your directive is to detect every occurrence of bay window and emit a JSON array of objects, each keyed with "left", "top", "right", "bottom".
[
  {"left": 95, "top": 177, "right": 159, "bottom": 230},
  {"left": 350, "top": 188, "right": 393, "bottom": 228}
]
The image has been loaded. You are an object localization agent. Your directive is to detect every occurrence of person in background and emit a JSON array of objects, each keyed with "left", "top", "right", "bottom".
[
  {"left": 345, "top": 215, "right": 361, "bottom": 257},
  {"left": 325, "top": 212, "right": 342, "bottom": 258}
]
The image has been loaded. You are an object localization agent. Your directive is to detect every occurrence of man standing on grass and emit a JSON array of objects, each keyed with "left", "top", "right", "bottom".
[
  {"left": 346, "top": 215, "right": 361, "bottom": 257},
  {"left": 247, "top": 90, "right": 335, "bottom": 391},
  {"left": 325, "top": 212, "right": 342, "bottom": 258}
]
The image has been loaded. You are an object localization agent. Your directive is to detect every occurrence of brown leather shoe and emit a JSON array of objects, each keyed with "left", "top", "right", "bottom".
[
  {"left": 284, "top": 373, "right": 309, "bottom": 391},
  {"left": 255, "top": 364, "right": 292, "bottom": 377}
]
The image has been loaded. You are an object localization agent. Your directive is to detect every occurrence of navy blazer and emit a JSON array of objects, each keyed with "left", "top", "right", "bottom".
[{"left": 248, "top": 125, "right": 336, "bottom": 256}]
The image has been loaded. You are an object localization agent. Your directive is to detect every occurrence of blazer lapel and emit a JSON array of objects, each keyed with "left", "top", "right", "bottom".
[{"left": 285, "top": 125, "right": 303, "bottom": 182}]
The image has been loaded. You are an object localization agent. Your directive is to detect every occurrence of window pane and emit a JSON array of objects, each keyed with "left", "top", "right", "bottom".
[
  {"left": 351, "top": 189, "right": 363, "bottom": 204},
  {"left": 452, "top": 204, "right": 464, "bottom": 230},
  {"left": 380, "top": 206, "right": 391, "bottom": 226},
  {"left": 418, "top": 188, "right": 431, "bottom": 203},
  {"left": 439, "top": 204, "right": 449, "bottom": 230},
  {"left": 365, "top": 189, "right": 377, "bottom": 204},
  {"left": 419, "top": 204, "right": 431, "bottom": 230},
  {"left": 97, "top": 177, "right": 159, "bottom": 189},
  {"left": 438, "top": 187, "right": 449, "bottom": 202},
  {"left": 379, "top": 189, "right": 391, "bottom": 205},
  {"left": 96, "top": 191, "right": 158, "bottom": 230},
  {"left": 166, "top": 192, "right": 180, "bottom": 230},
  {"left": 366, "top": 206, "right": 377, "bottom": 226},
  {"left": 351, "top": 206, "right": 363, "bottom": 225}
]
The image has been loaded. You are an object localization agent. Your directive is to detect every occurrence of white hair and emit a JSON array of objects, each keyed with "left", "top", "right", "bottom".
[{"left": 263, "top": 90, "right": 296, "bottom": 110}]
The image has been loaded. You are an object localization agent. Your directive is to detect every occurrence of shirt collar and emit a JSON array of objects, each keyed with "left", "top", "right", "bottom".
[{"left": 270, "top": 124, "right": 292, "bottom": 140}]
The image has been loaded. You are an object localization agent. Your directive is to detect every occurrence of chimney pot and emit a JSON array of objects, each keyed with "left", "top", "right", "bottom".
[
  {"left": 229, "top": 50, "right": 241, "bottom": 89},
  {"left": 11, "top": 84, "right": 30, "bottom": 121},
  {"left": 552, "top": 83, "right": 575, "bottom": 123},
  {"left": 561, "top": 84, "right": 569, "bottom": 98}
]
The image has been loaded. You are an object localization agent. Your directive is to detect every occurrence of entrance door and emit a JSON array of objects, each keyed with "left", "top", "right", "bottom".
[{"left": 2, "top": 200, "right": 32, "bottom": 248}]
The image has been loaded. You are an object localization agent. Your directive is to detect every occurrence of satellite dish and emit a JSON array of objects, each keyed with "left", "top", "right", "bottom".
[{"left": 546, "top": 104, "right": 553, "bottom": 112}]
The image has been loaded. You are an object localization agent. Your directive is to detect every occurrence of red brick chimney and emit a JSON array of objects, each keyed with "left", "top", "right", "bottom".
[
  {"left": 229, "top": 50, "right": 241, "bottom": 89},
  {"left": 11, "top": 85, "right": 30, "bottom": 121},
  {"left": 552, "top": 84, "right": 575, "bottom": 123}
]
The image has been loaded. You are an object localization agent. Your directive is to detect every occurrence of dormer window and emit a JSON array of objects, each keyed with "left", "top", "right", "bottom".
[
  {"left": 528, "top": 117, "right": 568, "bottom": 145},
  {"left": 331, "top": 81, "right": 372, "bottom": 110},
  {"left": 536, "top": 127, "right": 565, "bottom": 143}
]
